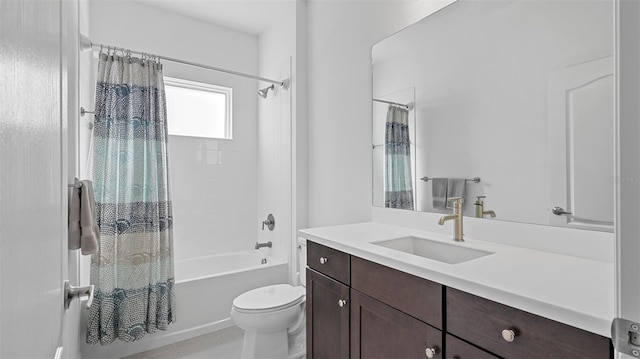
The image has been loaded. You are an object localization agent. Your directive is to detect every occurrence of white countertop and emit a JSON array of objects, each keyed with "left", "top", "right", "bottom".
[{"left": 299, "top": 222, "right": 614, "bottom": 338}]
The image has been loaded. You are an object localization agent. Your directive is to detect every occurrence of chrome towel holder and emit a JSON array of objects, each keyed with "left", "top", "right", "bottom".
[{"left": 420, "top": 176, "right": 481, "bottom": 183}]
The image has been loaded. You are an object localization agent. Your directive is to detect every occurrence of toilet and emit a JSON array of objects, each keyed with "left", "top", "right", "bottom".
[{"left": 231, "top": 239, "right": 307, "bottom": 359}]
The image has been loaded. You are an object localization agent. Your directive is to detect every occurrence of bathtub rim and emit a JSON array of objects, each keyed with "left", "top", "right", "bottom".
[{"left": 175, "top": 252, "right": 288, "bottom": 284}]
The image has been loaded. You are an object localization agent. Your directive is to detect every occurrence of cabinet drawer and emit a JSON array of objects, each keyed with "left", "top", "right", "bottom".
[
  {"left": 307, "top": 241, "right": 350, "bottom": 285},
  {"left": 351, "top": 256, "right": 442, "bottom": 329},
  {"left": 351, "top": 289, "right": 442, "bottom": 359},
  {"left": 445, "top": 334, "right": 499, "bottom": 359},
  {"left": 447, "top": 288, "right": 611, "bottom": 359}
]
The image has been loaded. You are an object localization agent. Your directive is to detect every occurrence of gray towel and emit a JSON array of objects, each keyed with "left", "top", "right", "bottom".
[
  {"left": 446, "top": 178, "right": 466, "bottom": 209},
  {"left": 432, "top": 178, "right": 448, "bottom": 209},
  {"left": 68, "top": 180, "right": 99, "bottom": 255},
  {"left": 68, "top": 185, "right": 82, "bottom": 250}
]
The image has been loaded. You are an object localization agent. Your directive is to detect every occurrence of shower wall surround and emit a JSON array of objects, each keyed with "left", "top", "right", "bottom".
[
  {"left": 257, "top": 11, "right": 297, "bottom": 268},
  {"left": 170, "top": 136, "right": 258, "bottom": 259},
  {"left": 257, "top": 61, "right": 292, "bottom": 262}
]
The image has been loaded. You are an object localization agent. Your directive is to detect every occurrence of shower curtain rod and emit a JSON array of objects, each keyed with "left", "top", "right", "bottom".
[
  {"left": 372, "top": 98, "right": 413, "bottom": 110},
  {"left": 80, "top": 35, "right": 288, "bottom": 88}
]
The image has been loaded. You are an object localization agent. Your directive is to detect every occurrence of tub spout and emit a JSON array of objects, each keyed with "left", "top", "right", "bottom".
[{"left": 255, "top": 241, "right": 272, "bottom": 250}]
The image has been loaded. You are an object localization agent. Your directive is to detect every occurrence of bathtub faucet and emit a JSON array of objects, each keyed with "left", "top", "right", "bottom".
[{"left": 255, "top": 241, "right": 272, "bottom": 250}]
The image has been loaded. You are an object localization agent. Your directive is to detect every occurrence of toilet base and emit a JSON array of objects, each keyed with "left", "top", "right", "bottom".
[{"left": 288, "top": 329, "right": 306, "bottom": 359}]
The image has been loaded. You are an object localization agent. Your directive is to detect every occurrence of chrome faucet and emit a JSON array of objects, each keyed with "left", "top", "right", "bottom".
[
  {"left": 438, "top": 197, "right": 464, "bottom": 241},
  {"left": 255, "top": 241, "right": 272, "bottom": 250},
  {"left": 474, "top": 196, "right": 496, "bottom": 219}
]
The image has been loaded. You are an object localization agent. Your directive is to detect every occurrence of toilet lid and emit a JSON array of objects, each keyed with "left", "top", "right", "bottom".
[{"left": 233, "top": 284, "right": 304, "bottom": 312}]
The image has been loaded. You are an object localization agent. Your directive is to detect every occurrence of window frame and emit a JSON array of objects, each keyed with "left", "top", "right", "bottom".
[{"left": 163, "top": 76, "right": 233, "bottom": 140}]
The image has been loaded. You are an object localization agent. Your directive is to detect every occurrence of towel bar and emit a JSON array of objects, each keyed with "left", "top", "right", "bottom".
[{"left": 421, "top": 176, "right": 481, "bottom": 183}]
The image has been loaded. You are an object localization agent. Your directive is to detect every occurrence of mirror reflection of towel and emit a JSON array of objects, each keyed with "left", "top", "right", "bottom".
[
  {"left": 432, "top": 178, "right": 448, "bottom": 209},
  {"left": 446, "top": 178, "right": 466, "bottom": 209}
]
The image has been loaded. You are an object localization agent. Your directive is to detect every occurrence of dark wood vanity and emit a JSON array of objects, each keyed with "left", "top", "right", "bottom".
[{"left": 305, "top": 240, "right": 612, "bottom": 359}]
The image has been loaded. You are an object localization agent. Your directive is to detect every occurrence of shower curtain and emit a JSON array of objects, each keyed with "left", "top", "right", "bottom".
[
  {"left": 385, "top": 105, "right": 414, "bottom": 210},
  {"left": 87, "top": 53, "right": 176, "bottom": 344}
]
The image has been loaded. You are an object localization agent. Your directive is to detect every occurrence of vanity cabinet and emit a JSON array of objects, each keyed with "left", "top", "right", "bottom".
[{"left": 305, "top": 241, "right": 611, "bottom": 359}]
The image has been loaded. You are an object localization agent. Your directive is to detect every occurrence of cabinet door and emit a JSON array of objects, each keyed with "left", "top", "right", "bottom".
[
  {"left": 351, "top": 289, "right": 442, "bottom": 359},
  {"left": 307, "top": 268, "right": 350, "bottom": 359}
]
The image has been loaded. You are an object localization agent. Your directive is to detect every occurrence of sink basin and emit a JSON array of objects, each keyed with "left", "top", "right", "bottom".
[{"left": 372, "top": 236, "right": 494, "bottom": 264}]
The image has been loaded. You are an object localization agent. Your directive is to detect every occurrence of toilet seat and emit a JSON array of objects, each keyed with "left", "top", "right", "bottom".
[{"left": 233, "top": 284, "right": 304, "bottom": 314}]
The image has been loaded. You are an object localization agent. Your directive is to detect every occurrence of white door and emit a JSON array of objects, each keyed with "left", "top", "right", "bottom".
[
  {"left": 548, "top": 57, "right": 614, "bottom": 232},
  {"left": 614, "top": 0, "right": 640, "bottom": 358},
  {"left": 0, "top": 0, "right": 76, "bottom": 357}
]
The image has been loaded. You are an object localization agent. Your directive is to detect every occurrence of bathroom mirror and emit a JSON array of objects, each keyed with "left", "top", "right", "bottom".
[{"left": 372, "top": 0, "right": 614, "bottom": 231}]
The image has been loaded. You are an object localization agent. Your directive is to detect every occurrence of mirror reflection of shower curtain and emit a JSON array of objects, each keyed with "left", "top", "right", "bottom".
[
  {"left": 385, "top": 105, "right": 414, "bottom": 210},
  {"left": 87, "top": 52, "right": 176, "bottom": 344}
]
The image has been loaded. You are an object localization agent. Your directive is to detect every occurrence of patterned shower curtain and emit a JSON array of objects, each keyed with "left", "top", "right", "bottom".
[
  {"left": 87, "top": 53, "right": 176, "bottom": 344},
  {"left": 385, "top": 105, "right": 414, "bottom": 210}
]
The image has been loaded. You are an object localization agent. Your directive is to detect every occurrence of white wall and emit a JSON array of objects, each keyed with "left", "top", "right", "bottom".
[
  {"left": 87, "top": 1, "right": 260, "bottom": 261},
  {"left": 306, "top": 0, "right": 455, "bottom": 227}
]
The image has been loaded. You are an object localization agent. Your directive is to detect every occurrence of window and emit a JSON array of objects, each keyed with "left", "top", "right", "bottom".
[{"left": 164, "top": 77, "right": 232, "bottom": 139}]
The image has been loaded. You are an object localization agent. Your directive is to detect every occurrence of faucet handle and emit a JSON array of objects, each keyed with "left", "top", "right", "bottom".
[
  {"left": 447, "top": 197, "right": 463, "bottom": 203},
  {"left": 476, "top": 195, "right": 486, "bottom": 200}
]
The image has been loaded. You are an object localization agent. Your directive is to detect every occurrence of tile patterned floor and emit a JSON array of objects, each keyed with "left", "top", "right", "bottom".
[{"left": 123, "top": 326, "right": 244, "bottom": 359}]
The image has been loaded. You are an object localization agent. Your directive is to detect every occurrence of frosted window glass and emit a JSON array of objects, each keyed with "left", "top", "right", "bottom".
[{"left": 165, "top": 79, "right": 232, "bottom": 139}]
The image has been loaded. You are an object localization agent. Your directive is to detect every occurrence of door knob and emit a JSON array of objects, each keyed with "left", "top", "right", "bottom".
[
  {"left": 552, "top": 206, "right": 572, "bottom": 215},
  {"left": 338, "top": 299, "right": 347, "bottom": 307},
  {"left": 64, "top": 280, "right": 94, "bottom": 310},
  {"left": 320, "top": 257, "right": 328, "bottom": 264}
]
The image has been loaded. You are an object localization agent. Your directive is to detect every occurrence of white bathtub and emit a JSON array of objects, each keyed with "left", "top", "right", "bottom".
[{"left": 82, "top": 252, "right": 289, "bottom": 359}]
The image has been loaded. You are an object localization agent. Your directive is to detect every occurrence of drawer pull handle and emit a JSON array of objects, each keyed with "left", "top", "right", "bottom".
[
  {"left": 501, "top": 329, "right": 516, "bottom": 342},
  {"left": 338, "top": 299, "right": 347, "bottom": 307},
  {"left": 424, "top": 346, "right": 439, "bottom": 358},
  {"left": 319, "top": 257, "right": 328, "bottom": 264}
]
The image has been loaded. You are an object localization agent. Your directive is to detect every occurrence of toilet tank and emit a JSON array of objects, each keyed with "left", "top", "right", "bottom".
[{"left": 297, "top": 238, "right": 307, "bottom": 287}]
